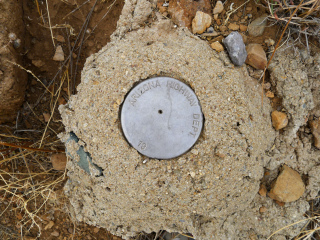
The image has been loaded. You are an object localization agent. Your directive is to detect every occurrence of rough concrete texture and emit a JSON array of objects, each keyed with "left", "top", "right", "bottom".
[
  {"left": 268, "top": 49, "right": 315, "bottom": 138},
  {"left": 59, "top": 0, "right": 319, "bottom": 239},
  {"left": 0, "top": 0, "right": 27, "bottom": 123}
]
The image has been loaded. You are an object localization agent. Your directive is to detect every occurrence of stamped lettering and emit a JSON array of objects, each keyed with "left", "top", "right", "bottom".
[
  {"left": 166, "top": 80, "right": 198, "bottom": 107},
  {"left": 189, "top": 114, "right": 201, "bottom": 137},
  {"left": 130, "top": 80, "right": 161, "bottom": 106}
]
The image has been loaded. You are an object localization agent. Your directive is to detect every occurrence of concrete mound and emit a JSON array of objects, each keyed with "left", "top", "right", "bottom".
[{"left": 59, "top": 0, "right": 316, "bottom": 239}]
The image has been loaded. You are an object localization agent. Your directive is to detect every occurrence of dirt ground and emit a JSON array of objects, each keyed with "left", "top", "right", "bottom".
[{"left": 0, "top": 0, "right": 319, "bottom": 239}]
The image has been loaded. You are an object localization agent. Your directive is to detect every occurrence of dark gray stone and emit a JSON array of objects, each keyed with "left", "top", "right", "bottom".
[{"left": 223, "top": 31, "right": 247, "bottom": 66}]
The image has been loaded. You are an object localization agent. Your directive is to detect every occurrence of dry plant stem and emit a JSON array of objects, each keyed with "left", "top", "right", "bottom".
[
  {"left": 5, "top": 60, "right": 53, "bottom": 95},
  {"left": 261, "top": 0, "right": 305, "bottom": 106},
  {"left": 39, "top": 71, "right": 66, "bottom": 148},
  {"left": 63, "top": 0, "right": 91, "bottom": 19},
  {"left": 45, "top": 0, "right": 55, "bottom": 48},
  {"left": 0, "top": 142, "right": 64, "bottom": 153},
  {"left": 267, "top": 216, "right": 320, "bottom": 239}
]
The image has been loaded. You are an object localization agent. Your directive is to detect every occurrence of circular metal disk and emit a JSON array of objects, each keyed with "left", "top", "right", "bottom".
[{"left": 121, "top": 77, "right": 203, "bottom": 159}]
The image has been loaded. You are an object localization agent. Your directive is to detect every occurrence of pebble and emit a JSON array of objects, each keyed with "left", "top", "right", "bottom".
[
  {"left": 50, "top": 153, "right": 67, "bottom": 171},
  {"left": 309, "top": 118, "right": 320, "bottom": 149},
  {"left": 259, "top": 206, "right": 267, "bottom": 213},
  {"left": 271, "top": 111, "right": 288, "bottom": 130},
  {"left": 192, "top": 11, "right": 212, "bottom": 34},
  {"left": 223, "top": 31, "right": 247, "bottom": 66},
  {"left": 219, "top": 25, "right": 227, "bottom": 32},
  {"left": 207, "top": 27, "right": 214, "bottom": 33},
  {"left": 32, "top": 59, "right": 45, "bottom": 68},
  {"left": 228, "top": 23, "right": 239, "bottom": 31},
  {"left": 246, "top": 6, "right": 252, "bottom": 11},
  {"left": 266, "top": 91, "right": 274, "bottom": 98},
  {"left": 56, "top": 35, "right": 65, "bottom": 43},
  {"left": 93, "top": 227, "right": 100, "bottom": 233},
  {"left": 51, "top": 231, "right": 60, "bottom": 237},
  {"left": 258, "top": 184, "right": 267, "bottom": 197},
  {"left": 211, "top": 41, "right": 224, "bottom": 52},
  {"left": 213, "top": 1, "right": 224, "bottom": 14},
  {"left": 13, "top": 39, "right": 21, "bottom": 49},
  {"left": 248, "top": 14, "right": 268, "bottom": 37},
  {"left": 245, "top": 44, "right": 267, "bottom": 70},
  {"left": 268, "top": 165, "right": 305, "bottom": 202},
  {"left": 53, "top": 45, "right": 65, "bottom": 61},
  {"left": 239, "top": 25, "right": 247, "bottom": 32}
]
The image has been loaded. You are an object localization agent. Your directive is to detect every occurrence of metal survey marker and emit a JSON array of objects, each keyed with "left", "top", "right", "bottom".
[{"left": 121, "top": 77, "right": 203, "bottom": 159}]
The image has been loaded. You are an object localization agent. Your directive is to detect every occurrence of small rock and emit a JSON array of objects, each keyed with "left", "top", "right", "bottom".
[
  {"left": 245, "top": 44, "right": 267, "bottom": 70},
  {"left": 13, "top": 39, "right": 21, "bottom": 49},
  {"left": 228, "top": 23, "right": 239, "bottom": 31},
  {"left": 258, "top": 184, "right": 267, "bottom": 197},
  {"left": 43, "top": 113, "right": 50, "bottom": 122},
  {"left": 32, "top": 60, "right": 45, "bottom": 68},
  {"left": 213, "top": 1, "right": 223, "bottom": 14},
  {"left": 268, "top": 165, "right": 305, "bottom": 202},
  {"left": 271, "top": 111, "right": 288, "bottom": 130},
  {"left": 266, "top": 91, "right": 274, "bottom": 98},
  {"left": 53, "top": 45, "right": 65, "bottom": 61},
  {"left": 309, "top": 118, "right": 320, "bottom": 149},
  {"left": 259, "top": 206, "right": 267, "bottom": 213},
  {"left": 219, "top": 25, "right": 228, "bottom": 32},
  {"left": 211, "top": 41, "right": 224, "bottom": 52},
  {"left": 51, "top": 231, "right": 60, "bottom": 237},
  {"left": 247, "top": 14, "right": 268, "bottom": 37},
  {"left": 239, "top": 24, "right": 247, "bottom": 32},
  {"left": 207, "top": 27, "right": 214, "bottom": 33},
  {"left": 246, "top": 6, "right": 252, "bottom": 11},
  {"left": 50, "top": 153, "right": 67, "bottom": 171},
  {"left": 44, "top": 221, "right": 55, "bottom": 230},
  {"left": 167, "top": 0, "right": 212, "bottom": 29},
  {"left": 93, "top": 227, "right": 100, "bottom": 233},
  {"left": 192, "top": 11, "right": 212, "bottom": 34},
  {"left": 265, "top": 38, "right": 275, "bottom": 47},
  {"left": 56, "top": 35, "right": 65, "bottom": 42},
  {"left": 223, "top": 31, "right": 247, "bottom": 66}
]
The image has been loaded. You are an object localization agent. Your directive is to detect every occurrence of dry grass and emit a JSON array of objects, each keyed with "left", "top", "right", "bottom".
[{"left": 264, "top": 0, "right": 320, "bottom": 44}]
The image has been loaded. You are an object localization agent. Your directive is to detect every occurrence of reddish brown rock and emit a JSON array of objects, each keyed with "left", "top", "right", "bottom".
[
  {"left": 310, "top": 118, "right": 320, "bottom": 149},
  {"left": 258, "top": 184, "right": 267, "bottom": 197},
  {"left": 167, "top": 0, "right": 212, "bottom": 29},
  {"left": 245, "top": 44, "right": 267, "bottom": 70},
  {"left": 228, "top": 23, "right": 239, "bottom": 31},
  {"left": 268, "top": 165, "right": 305, "bottom": 203},
  {"left": 51, "top": 153, "right": 68, "bottom": 171},
  {"left": 239, "top": 24, "right": 247, "bottom": 32},
  {"left": 211, "top": 41, "right": 224, "bottom": 52},
  {"left": 271, "top": 111, "right": 288, "bottom": 130},
  {"left": 259, "top": 206, "right": 267, "bottom": 213}
]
